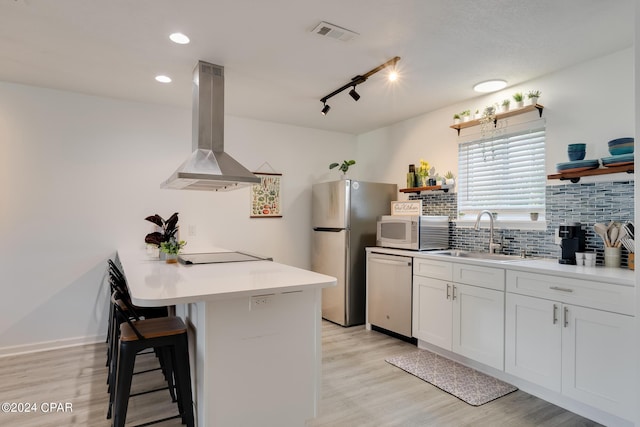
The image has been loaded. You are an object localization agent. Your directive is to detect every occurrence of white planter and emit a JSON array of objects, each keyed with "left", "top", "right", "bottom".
[
  {"left": 514, "top": 101, "right": 524, "bottom": 109},
  {"left": 528, "top": 97, "right": 539, "bottom": 105},
  {"left": 453, "top": 118, "right": 460, "bottom": 125}
]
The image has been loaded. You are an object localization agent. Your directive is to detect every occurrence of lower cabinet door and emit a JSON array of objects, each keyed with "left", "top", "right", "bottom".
[
  {"left": 452, "top": 283, "right": 505, "bottom": 370},
  {"left": 412, "top": 275, "right": 452, "bottom": 349},
  {"left": 505, "top": 293, "right": 562, "bottom": 392},
  {"left": 562, "top": 304, "right": 634, "bottom": 420}
]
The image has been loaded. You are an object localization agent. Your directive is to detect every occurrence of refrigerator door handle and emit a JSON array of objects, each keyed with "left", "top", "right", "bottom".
[{"left": 313, "top": 227, "right": 345, "bottom": 232}]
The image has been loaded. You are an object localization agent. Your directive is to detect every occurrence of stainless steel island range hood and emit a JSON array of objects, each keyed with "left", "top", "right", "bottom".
[{"left": 161, "top": 61, "right": 260, "bottom": 191}]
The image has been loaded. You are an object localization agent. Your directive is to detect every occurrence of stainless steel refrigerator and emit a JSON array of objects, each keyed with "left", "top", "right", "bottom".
[{"left": 311, "top": 179, "right": 397, "bottom": 326}]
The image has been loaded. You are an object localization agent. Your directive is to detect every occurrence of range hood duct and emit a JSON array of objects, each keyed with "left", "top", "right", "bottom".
[{"left": 161, "top": 61, "right": 260, "bottom": 191}]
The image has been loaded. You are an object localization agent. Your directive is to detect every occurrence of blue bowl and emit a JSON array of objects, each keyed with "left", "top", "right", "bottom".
[
  {"left": 608, "top": 137, "right": 634, "bottom": 155},
  {"left": 568, "top": 150, "right": 585, "bottom": 161},
  {"left": 568, "top": 143, "right": 586, "bottom": 151},
  {"left": 608, "top": 137, "right": 634, "bottom": 147},
  {"left": 610, "top": 145, "right": 633, "bottom": 156}
]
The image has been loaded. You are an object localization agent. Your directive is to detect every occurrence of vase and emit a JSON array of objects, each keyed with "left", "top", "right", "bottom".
[
  {"left": 420, "top": 176, "right": 428, "bottom": 187},
  {"left": 165, "top": 254, "right": 178, "bottom": 264}
]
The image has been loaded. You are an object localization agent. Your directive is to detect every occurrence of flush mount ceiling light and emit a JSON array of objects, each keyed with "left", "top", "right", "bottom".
[
  {"left": 169, "top": 32, "right": 190, "bottom": 44},
  {"left": 320, "top": 56, "right": 400, "bottom": 115},
  {"left": 155, "top": 75, "right": 172, "bottom": 83},
  {"left": 473, "top": 79, "right": 507, "bottom": 93}
]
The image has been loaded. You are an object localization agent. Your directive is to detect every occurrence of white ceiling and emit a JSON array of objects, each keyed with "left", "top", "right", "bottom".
[{"left": 0, "top": 0, "right": 634, "bottom": 135}]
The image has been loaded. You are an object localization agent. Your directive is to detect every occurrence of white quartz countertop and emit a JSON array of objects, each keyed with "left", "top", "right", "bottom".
[
  {"left": 118, "top": 249, "right": 337, "bottom": 307},
  {"left": 366, "top": 247, "right": 635, "bottom": 287}
]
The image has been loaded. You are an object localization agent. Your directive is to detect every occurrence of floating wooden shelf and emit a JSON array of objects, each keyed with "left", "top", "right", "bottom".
[
  {"left": 400, "top": 185, "right": 450, "bottom": 193},
  {"left": 450, "top": 104, "right": 544, "bottom": 135},
  {"left": 547, "top": 164, "right": 634, "bottom": 183}
]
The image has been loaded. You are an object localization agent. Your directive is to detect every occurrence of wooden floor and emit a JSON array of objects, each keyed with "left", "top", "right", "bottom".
[{"left": 0, "top": 321, "right": 601, "bottom": 427}]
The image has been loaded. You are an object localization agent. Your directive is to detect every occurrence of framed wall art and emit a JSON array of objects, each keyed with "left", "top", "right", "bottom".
[{"left": 250, "top": 172, "right": 282, "bottom": 218}]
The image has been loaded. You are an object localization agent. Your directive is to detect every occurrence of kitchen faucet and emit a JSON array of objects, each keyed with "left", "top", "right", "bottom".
[{"left": 474, "top": 210, "right": 501, "bottom": 253}]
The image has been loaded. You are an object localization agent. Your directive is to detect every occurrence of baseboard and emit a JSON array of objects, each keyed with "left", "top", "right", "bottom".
[{"left": 0, "top": 334, "right": 106, "bottom": 358}]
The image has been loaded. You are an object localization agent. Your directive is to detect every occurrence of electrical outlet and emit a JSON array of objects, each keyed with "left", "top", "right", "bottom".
[
  {"left": 250, "top": 294, "right": 273, "bottom": 310},
  {"left": 188, "top": 224, "right": 197, "bottom": 236}
]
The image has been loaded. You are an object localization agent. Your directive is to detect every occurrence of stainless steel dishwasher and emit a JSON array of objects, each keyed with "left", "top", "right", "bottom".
[{"left": 366, "top": 251, "right": 413, "bottom": 337}]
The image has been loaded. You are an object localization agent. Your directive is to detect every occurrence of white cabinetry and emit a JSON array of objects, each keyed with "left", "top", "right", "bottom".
[
  {"left": 505, "top": 270, "right": 634, "bottom": 420},
  {"left": 413, "top": 258, "right": 505, "bottom": 370}
]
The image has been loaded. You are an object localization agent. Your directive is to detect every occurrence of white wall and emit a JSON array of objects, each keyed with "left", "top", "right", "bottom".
[
  {"left": 0, "top": 82, "right": 355, "bottom": 353},
  {"left": 0, "top": 47, "right": 634, "bottom": 354},
  {"left": 357, "top": 48, "right": 635, "bottom": 191}
]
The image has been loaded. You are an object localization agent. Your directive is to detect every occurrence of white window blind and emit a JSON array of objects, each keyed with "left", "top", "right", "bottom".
[{"left": 457, "top": 125, "right": 545, "bottom": 218}]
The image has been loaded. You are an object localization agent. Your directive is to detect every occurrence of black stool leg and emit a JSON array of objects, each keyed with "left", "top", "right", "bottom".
[
  {"left": 113, "top": 342, "right": 137, "bottom": 427},
  {"left": 173, "top": 335, "right": 194, "bottom": 427},
  {"left": 159, "top": 346, "right": 177, "bottom": 402}
]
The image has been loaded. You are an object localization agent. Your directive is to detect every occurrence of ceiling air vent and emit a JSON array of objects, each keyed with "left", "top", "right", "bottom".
[{"left": 311, "top": 21, "right": 359, "bottom": 42}]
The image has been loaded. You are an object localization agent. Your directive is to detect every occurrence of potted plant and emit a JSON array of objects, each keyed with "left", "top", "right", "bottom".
[
  {"left": 512, "top": 92, "right": 524, "bottom": 108},
  {"left": 460, "top": 109, "right": 471, "bottom": 122},
  {"left": 501, "top": 99, "right": 511, "bottom": 112},
  {"left": 145, "top": 212, "right": 186, "bottom": 262},
  {"left": 160, "top": 239, "right": 187, "bottom": 263},
  {"left": 444, "top": 171, "right": 455, "bottom": 186},
  {"left": 329, "top": 160, "right": 356, "bottom": 179},
  {"left": 453, "top": 113, "right": 461, "bottom": 125},
  {"left": 527, "top": 90, "right": 541, "bottom": 105},
  {"left": 474, "top": 109, "right": 481, "bottom": 120}
]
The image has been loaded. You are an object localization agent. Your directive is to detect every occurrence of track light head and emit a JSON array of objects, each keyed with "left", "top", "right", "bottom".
[
  {"left": 321, "top": 103, "right": 331, "bottom": 115},
  {"left": 348, "top": 87, "right": 360, "bottom": 101}
]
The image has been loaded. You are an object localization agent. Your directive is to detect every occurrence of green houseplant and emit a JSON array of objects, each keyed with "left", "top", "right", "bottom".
[
  {"left": 527, "top": 90, "right": 541, "bottom": 105},
  {"left": 512, "top": 92, "right": 524, "bottom": 108},
  {"left": 145, "top": 212, "right": 186, "bottom": 262},
  {"left": 329, "top": 160, "right": 356, "bottom": 175},
  {"left": 501, "top": 99, "right": 510, "bottom": 111}
]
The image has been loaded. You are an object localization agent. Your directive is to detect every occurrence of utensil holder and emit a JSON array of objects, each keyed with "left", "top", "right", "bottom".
[
  {"left": 629, "top": 253, "right": 635, "bottom": 270},
  {"left": 604, "top": 246, "right": 621, "bottom": 268}
]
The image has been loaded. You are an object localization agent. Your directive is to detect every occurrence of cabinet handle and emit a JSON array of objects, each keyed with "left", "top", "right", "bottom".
[
  {"left": 446, "top": 284, "right": 451, "bottom": 300},
  {"left": 563, "top": 306, "right": 569, "bottom": 327},
  {"left": 552, "top": 304, "right": 558, "bottom": 324},
  {"left": 550, "top": 286, "right": 574, "bottom": 293},
  {"left": 452, "top": 285, "right": 457, "bottom": 300}
]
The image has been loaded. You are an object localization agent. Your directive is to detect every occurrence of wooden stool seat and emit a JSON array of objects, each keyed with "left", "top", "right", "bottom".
[{"left": 120, "top": 316, "right": 187, "bottom": 342}]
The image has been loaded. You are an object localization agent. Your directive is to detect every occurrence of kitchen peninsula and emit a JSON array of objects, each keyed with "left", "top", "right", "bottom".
[{"left": 117, "top": 249, "right": 336, "bottom": 427}]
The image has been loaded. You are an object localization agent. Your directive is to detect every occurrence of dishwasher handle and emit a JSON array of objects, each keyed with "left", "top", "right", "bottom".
[{"left": 368, "top": 257, "right": 412, "bottom": 267}]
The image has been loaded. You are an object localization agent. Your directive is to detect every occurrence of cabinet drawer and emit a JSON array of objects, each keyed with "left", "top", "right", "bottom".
[
  {"left": 413, "top": 258, "right": 452, "bottom": 281},
  {"left": 453, "top": 263, "right": 505, "bottom": 291},
  {"left": 506, "top": 270, "right": 634, "bottom": 315}
]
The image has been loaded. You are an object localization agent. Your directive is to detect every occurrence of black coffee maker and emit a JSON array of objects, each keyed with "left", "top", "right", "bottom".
[{"left": 558, "top": 223, "right": 586, "bottom": 264}]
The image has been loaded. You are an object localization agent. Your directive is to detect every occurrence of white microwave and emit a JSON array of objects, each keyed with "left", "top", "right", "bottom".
[{"left": 376, "top": 215, "right": 449, "bottom": 251}]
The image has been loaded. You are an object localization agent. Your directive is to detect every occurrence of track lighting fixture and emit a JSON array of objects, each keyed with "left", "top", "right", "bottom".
[
  {"left": 319, "top": 56, "right": 400, "bottom": 115},
  {"left": 348, "top": 86, "right": 360, "bottom": 101}
]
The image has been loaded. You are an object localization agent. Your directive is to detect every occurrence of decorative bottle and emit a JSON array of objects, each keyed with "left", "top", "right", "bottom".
[{"left": 407, "top": 165, "right": 416, "bottom": 188}]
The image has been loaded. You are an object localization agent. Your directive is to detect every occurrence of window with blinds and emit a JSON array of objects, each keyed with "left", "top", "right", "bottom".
[{"left": 457, "top": 125, "right": 545, "bottom": 219}]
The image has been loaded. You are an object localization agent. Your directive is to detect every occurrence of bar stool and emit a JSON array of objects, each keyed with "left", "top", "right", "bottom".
[
  {"left": 111, "top": 292, "right": 194, "bottom": 427},
  {"left": 105, "top": 260, "right": 168, "bottom": 369},
  {"left": 107, "top": 287, "right": 177, "bottom": 419}
]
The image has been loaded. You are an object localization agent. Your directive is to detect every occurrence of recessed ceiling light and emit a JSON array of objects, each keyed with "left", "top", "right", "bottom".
[
  {"left": 169, "top": 32, "right": 190, "bottom": 44},
  {"left": 473, "top": 79, "right": 507, "bottom": 93},
  {"left": 155, "top": 75, "right": 172, "bottom": 83}
]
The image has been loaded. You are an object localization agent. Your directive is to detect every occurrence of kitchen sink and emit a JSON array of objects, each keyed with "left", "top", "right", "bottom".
[{"left": 436, "top": 250, "right": 527, "bottom": 262}]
